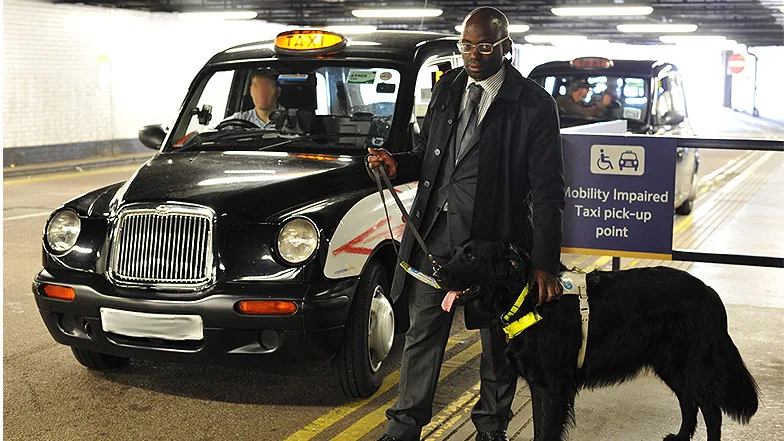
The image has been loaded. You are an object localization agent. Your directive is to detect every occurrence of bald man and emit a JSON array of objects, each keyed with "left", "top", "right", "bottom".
[{"left": 368, "top": 7, "right": 565, "bottom": 441}]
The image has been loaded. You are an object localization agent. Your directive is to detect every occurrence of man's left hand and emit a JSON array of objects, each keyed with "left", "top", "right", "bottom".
[{"left": 530, "top": 269, "right": 563, "bottom": 306}]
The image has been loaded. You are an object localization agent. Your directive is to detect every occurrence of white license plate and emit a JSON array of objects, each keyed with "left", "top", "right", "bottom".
[{"left": 100, "top": 308, "right": 204, "bottom": 341}]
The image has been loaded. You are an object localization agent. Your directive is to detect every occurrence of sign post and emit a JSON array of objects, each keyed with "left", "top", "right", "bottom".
[{"left": 561, "top": 134, "right": 676, "bottom": 260}]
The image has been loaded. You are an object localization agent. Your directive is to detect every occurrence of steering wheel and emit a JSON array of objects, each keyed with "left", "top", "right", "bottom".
[{"left": 214, "top": 118, "right": 260, "bottom": 131}]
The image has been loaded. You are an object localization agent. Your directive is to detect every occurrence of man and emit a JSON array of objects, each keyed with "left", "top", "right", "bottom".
[
  {"left": 367, "top": 7, "right": 565, "bottom": 441},
  {"left": 226, "top": 68, "right": 283, "bottom": 128},
  {"left": 555, "top": 79, "right": 611, "bottom": 118}
]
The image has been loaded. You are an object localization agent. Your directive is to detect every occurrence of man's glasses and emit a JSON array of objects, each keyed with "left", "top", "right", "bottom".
[{"left": 456, "top": 37, "right": 509, "bottom": 55}]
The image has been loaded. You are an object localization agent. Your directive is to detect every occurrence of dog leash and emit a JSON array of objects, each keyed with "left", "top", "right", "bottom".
[{"left": 371, "top": 166, "right": 442, "bottom": 290}]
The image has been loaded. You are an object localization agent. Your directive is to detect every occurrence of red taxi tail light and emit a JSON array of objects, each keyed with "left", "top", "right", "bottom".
[
  {"left": 236, "top": 300, "right": 298, "bottom": 315},
  {"left": 43, "top": 284, "right": 76, "bottom": 301}
]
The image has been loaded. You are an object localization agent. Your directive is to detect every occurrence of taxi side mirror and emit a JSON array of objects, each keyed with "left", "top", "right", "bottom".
[
  {"left": 661, "top": 111, "right": 685, "bottom": 126},
  {"left": 138, "top": 124, "right": 167, "bottom": 150}
]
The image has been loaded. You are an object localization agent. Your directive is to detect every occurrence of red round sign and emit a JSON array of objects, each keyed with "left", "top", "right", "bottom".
[{"left": 728, "top": 53, "right": 745, "bottom": 74}]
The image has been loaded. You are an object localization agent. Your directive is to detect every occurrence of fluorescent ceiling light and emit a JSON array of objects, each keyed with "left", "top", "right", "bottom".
[
  {"left": 781, "top": 6, "right": 784, "bottom": 13},
  {"left": 524, "top": 34, "right": 587, "bottom": 44},
  {"left": 659, "top": 35, "right": 727, "bottom": 44},
  {"left": 551, "top": 6, "right": 653, "bottom": 16},
  {"left": 177, "top": 11, "right": 258, "bottom": 20},
  {"left": 325, "top": 25, "right": 377, "bottom": 34},
  {"left": 617, "top": 24, "right": 697, "bottom": 33},
  {"left": 455, "top": 24, "right": 530, "bottom": 33},
  {"left": 352, "top": 9, "right": 443, "bottom": 18}
]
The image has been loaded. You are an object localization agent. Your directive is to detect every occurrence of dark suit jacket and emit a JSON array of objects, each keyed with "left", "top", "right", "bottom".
[{"left": 389, "top": 61, "right": 565, "bottom": 329}]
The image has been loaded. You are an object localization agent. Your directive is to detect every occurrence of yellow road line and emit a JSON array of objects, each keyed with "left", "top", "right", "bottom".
[
  {"left": 330, "top": 340, "right": 484, "bottom": 441},
  {"left": 284, "top": 331, "right": 477, "bottom": 441},
  {"left": 3, "top": 164, "right": 139, "bottom": 186},
  {"left": 422, "top": 382, "right": 481, "bottom": 441},
  {"left": 3, "top": 212, "right": 51, "bottom": 222}
]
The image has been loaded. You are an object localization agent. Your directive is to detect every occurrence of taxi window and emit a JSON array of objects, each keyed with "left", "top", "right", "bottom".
[
  {"left": 185, "top": 70, "right": 235, "bottom": 134},
  {"left": 538, "top": 75, "right": 649, "bottom": 125},
  {"left": 171, "top": 63, "right": 404, "bottom": 151},
  {"left": 656, "top": 74, "right": 686, "bottom": 120},
  {"left": 414, "top": 60, "right": 454, "bottom": 118}
]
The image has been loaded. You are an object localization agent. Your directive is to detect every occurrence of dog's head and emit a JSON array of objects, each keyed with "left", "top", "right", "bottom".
[{"left": 435, "top": 237, "right": 531, "bottom": 313}]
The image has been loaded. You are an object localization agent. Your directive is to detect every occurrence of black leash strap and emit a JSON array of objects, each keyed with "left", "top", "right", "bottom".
[{"left": 371, "top": 166, "right": 442, "bottom": 277}]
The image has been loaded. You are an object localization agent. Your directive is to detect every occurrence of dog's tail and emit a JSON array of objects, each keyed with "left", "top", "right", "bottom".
[{"left": 719, "top": 333, "right": 759, "bottom": 424}]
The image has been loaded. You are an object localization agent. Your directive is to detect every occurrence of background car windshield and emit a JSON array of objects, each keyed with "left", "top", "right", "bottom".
[
  {"left": 171, "top": 63, "right": 402, "bottom": 150},
  {"left": 538, "top": 75, "right": 649, "bottom": 124}
]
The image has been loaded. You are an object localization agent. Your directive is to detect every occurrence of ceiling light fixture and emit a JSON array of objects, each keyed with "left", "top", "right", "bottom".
[
  {"left": 325, "top": 25, "right": 378, "bottom": 34},
  {"left": 455, "top": 24, "right": 530, "bottom": 33},
  {"left": 551, "top": 6, "right": 653, "bottom": 16},
  {"left": 524, "top": 34, "right": 588, "bottom": 44},
  {"left": 617, "top": 24, "right": 698, "bottom": 33},
  {"left": 351, "top": 9, "right": 443, "bottom": 18},
  {"left": 177, "top": 11, "right": 258, "bottom": 20}
]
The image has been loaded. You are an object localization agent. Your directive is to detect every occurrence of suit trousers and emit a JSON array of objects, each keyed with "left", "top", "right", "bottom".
[{"left": 385, "top": 212, "right": 518, "bottom": 440}]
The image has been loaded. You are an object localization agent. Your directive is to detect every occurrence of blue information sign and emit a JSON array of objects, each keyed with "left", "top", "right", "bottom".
[{"left": 561, "top": 134, "right": 676, "bottom": 259}]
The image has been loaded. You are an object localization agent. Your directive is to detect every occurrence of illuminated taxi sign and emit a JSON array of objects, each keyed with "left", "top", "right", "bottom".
[
  {"left": 570, "top": 57, "right": 614, "bottom": 70},
  {"left": 275, "top": 30, "right": 346, "bottom": 56}
]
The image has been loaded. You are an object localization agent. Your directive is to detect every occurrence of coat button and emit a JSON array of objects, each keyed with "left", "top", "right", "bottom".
[
  {"left": 423, "top": 180, "right": 431, "bottom": 188},
  {"left": 434, "top": 149, "right": 441, "bottom": 156},
  {"left": 415, "top": 210, "right": 421, "bottom": 218},
  {"left": 447, "top": 118, "right": 453, "bottom": 125}
]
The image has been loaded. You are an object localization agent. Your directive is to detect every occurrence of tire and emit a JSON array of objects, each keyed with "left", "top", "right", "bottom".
[
  {"left": 71, "top": 347, "right": 130, "bottom": 370},
  {"left": 331, "top": 261, "right": 395, "bottom": 398},
  {"left": 675, "top": 197, "right": 693, "bottom": 215}
]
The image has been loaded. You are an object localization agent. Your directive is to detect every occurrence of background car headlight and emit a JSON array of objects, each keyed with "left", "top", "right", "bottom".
[
  {"left": 276, "top": 217, "right": 319, "bottom": 264},
  {"left": 46, "top": 210, "right": 81, "bottom": 253}
]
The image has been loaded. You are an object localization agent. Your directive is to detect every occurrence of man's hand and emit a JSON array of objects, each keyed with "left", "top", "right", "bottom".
[
  {"left": 601, "top": 94, "right": 612, "bottom": 106},
  {"left": 367, "top": 148, "right": 397, "bottom": 178},
  {"left": 530, "top": 269, "right": 563, "bottom": 306}
]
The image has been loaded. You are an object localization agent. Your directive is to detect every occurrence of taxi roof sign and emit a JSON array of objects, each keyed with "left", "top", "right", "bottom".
[
  {"left": 570, "top": 57, "right": 614, "bottom": 70},
  {"left": 275, "top": 30, "right": 347, "bottom": 56}
]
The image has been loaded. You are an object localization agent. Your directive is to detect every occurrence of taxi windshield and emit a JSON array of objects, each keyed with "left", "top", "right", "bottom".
[
  {"left": 536, "top": 75, "right": 649, "bottom": 127},
  {"left": 169, "top": 62, "right": 403, "bottom": 152}
]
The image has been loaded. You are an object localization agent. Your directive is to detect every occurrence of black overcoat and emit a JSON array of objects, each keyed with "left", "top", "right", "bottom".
[{"left": 389, "top": 61, "right": 565, "bottom": 329}]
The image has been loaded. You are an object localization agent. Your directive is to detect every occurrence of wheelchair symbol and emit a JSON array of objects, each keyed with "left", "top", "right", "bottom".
[{"left": 597, "top": 149, "right": 613, "bottom": 170}]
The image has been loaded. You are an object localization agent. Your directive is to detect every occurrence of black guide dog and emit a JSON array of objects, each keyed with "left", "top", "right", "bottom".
[{"left": 435, "top": 237, "right": 759, "bottom": 441}]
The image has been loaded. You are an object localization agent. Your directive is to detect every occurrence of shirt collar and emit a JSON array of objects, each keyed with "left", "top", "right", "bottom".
[{"left": 466, "top": 64, "right": 506, "bottom": 91}]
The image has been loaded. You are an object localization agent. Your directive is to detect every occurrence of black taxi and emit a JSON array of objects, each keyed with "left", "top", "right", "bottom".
[
  {"left": 529, "top": 57, "right": 700, "bottom": 214},
  {"left": 33, "top": 30, "right": 462, "bottom": 398}
]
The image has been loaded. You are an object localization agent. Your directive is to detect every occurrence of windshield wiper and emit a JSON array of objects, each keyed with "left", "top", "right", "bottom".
[{"left": 177, "top": 128, "right": 299, "bottom": 151}]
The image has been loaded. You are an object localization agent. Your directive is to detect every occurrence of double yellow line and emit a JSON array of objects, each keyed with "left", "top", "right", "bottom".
[{"left": 285, "top": 331, "right": 481, "bottom": 441}]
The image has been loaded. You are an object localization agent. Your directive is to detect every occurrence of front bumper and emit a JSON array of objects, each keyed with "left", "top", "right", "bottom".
[{"left": 32, "top": 270, "right": 357, "bottom": 365}]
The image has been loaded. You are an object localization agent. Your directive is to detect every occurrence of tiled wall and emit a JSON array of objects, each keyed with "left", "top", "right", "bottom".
[{"left": 2, "top": 0, "right": 286, "bottom": 166}]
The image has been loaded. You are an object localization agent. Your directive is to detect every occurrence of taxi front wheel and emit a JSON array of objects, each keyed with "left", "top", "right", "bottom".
[
  {"left": 71, "top": 347, "right": 130, "bottom": 370},
  {"left": 332, "top": 261, "right": 395, "bottom": 398}
]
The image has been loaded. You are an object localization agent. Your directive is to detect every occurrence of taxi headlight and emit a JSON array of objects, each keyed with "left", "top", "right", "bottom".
[
  {"left": 46, "top": 210, "right": 81, "bottom": 253},
  {"left": 276, "top": 217, "right": 319, "bottom": 265}
]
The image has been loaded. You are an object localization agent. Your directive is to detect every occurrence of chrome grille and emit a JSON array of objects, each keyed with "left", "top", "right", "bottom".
[{"left": 110, "top": 204, "right": 214, "bottom": 288}]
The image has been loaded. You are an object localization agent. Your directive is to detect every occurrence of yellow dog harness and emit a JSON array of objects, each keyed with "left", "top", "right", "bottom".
[{"left": 501, "top": 268, "right": 589, "bottom": 368}]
